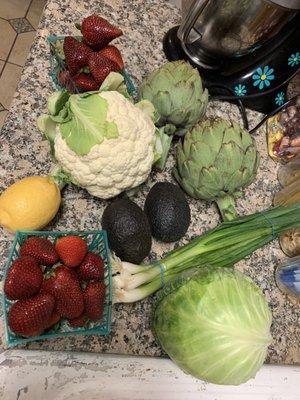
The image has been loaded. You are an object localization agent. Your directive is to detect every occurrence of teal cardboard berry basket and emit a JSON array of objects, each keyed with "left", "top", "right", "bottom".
[
  {"left": 47, "top": 35, "right": 136, "bottom": 96},
  {"left": 2, "top": 230, "right": 112, "bottom": 347}
]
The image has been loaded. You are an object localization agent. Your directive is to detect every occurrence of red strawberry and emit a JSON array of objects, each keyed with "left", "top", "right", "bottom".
[
  {"left": 4, "top": 256, "right": 43, "bottom": 300},
  {"left": 88, "top": 53, "right": 119, "bottom": 85},
  {"left": 98, "top": 45, "right": 124, "bottom": 70},
  {"left": 81, "top": 15, "right": 123, "bottom": 49},
  {"left": 73, "top": 73, "right": 100, "bottom": 92},
  {"left": 55, "top": 235, "right": 88, "bottom": 268},
  {"left": 78, "top": 252, "right": 104, "bottom": 281},
  {"left": 63, "top": 36, "right": 92, "bottom": 76},
  {"left": 68, "top": 314, "right": 86, "bottom": 328},
  {"left": 83, "top": 282, "right": 106, "bottom": 321},
  {"left": 8, "top": 293, "right": 55, "bottom": 337},
  {"left": 41, "top": 265, "right": 84, "bottom": 319},
  {"left": 45, "top": 311, "right": 61, "bottom": 330},
  {"left": 20, "top": 237, "right": 58, "bottom": 265},
  {"left": 58, "top": 70, "right": 71, "bottom": 87}
]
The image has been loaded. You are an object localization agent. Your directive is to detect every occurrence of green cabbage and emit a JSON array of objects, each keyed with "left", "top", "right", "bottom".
[{"left": 152, "top": 269, "right": 272, "bottom": 386}]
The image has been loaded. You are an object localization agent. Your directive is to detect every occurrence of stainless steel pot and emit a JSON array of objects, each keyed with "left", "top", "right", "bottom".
[{"left": 178, "top": 0, "right": 300, "bottom": 69}]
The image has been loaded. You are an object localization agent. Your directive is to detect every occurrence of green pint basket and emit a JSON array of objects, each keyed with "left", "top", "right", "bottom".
[{"left": 2, "top": 230, "right": 112, "bottom": 347}]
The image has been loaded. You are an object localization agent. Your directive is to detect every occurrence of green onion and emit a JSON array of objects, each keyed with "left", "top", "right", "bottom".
[{"left": 112, "top": 203, "right": 300, "bottom": 303}]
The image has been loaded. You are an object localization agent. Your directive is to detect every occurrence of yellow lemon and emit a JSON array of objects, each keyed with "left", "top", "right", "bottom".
[{"left": 0, "top": 176, "right": 61, "bottom": 232}]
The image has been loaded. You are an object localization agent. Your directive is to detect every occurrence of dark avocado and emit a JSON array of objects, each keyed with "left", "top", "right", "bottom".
[
  {"left": 144, "top": 182, "right": 191, "bottom": 242},
  {"left": 101, "top": 198, "right": 152, "bottom": 264}
]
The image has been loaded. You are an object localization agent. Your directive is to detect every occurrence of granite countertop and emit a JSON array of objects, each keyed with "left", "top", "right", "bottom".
[{"left": 0, "top": 0, "right": 299, "bottom": 365}]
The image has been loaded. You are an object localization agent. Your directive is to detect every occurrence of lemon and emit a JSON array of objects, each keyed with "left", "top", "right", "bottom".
[{"left": 0, "top": 176, "right": 61, "bottom": 232}]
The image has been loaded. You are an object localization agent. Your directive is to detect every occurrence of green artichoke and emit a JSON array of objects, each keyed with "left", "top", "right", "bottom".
[
  {"left": 140, "top": 61, "right": 208, "bottom": 135},
  {"left": 173, "top": 117, "right": 260, "bottom": 221}
]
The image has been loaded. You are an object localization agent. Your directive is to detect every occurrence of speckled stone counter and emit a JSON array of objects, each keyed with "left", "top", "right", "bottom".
[{"left": 0, "top": 0, "right": 299, "bottom": 364}]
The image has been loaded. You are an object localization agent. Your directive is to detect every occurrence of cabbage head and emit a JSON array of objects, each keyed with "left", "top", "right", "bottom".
[{"left": 152, "top": 269, "right": 272, "bottom": 385}]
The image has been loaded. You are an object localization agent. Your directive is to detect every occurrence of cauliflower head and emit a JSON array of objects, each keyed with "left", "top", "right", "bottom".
[
  {"left": 37, "top": 72, "right": 172, "bottom": 199},
  {"left": 54, "top": 91, "right": 155, "bottom": 198}
]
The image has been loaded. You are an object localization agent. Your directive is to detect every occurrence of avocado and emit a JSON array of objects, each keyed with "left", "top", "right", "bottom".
[
  {"left": 144, "top": 182, "right": 191, "bottom": 242},
  {"left": 102, "top": 198, "right": 152, "bottom": 264}
]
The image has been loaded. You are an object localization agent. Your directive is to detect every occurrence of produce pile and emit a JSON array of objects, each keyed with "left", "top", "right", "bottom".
[
  {"left": 0, "top": 12, "right": 300, "bottom": 387},
  {"left": 4, "top": 235, "right": 106, "bottom": 337}
]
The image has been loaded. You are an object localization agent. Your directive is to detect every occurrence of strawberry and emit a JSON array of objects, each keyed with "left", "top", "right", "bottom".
[
  {"left": 88, "top": 52, "right": 119, "bottom": 85},
  {"left": 45, "top": 311, "right": 61, "bottom": 330},
  {"left": 81, "top": 15, "right": 123, "bottom": 49},
  {"left": 83, "top": 281, "right": 106, "bottom": 321},
  {"left": 78, "top": 252, "right": 104, "bottom": 281},
  {"left": 4, "top": 256, "right": 43, "bottom": 300},
  {"left": 20, "top": 237, "right": 58, "bottom": 265},
  {"left": 55, "top": 235, "right": 88, "bottom": 268},
  {"left": 63, "top": 36, "right": 92, "bottom": 76},
  {"left": 98, "top": 45, "right": 124, "bottom": 70},
  {"left": 41, "top": 265, "right": 84, "bottom": 319},
  {"left": 8, "top": 293, "right": 55, "bottom": 337},
  {"left": 68, "top": 314, "right": 86, "bottom": 328},
  {"left": 73, "top": 73, "right": 99, "bottom": 92},
  {"left": 58, "top": 70, "right": 71, "bottom": 87}
]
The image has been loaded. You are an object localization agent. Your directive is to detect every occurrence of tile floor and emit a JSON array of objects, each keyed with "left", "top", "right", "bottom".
[{"left": 0, "top": 0, "right": 46, "bottom": 129}]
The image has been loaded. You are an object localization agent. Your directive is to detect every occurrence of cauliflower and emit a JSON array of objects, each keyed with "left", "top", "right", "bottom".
[
  {"left": 54, "top": 91, "right": 155, "bottom": 198},
  {"left": 37, "top": 73, "right": 171, "bottom": 199}
]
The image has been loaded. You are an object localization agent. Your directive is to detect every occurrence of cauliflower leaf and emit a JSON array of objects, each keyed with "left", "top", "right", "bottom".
[{"left": 59, "top": 93, "right": 118, "bottom": 156}]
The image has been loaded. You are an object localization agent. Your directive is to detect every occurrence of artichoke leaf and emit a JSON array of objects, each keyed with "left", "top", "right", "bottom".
[
  {"left": 176, "top": 146, "right": 187, "bottom": 169},
  {"left": 169, "top": 108, "right": 191, "bottom": 127},
  {"left": 224, "top": 170, "right": 245, "bottom": 193},
  {"left": 174, "top": 170, "right": 196, "bottom": 198},
  {"left": 200, "top": 126, "right": 224, "bottom": 155},
  {"left": 183, "top": 160, "right": 201, "bottom": 187},
  {"left": 240, "top": 125, "right": 255, "bottom": 148},
  {"left": 198, "top": 167, "right": 224, "bottom": 199},
  {"left": 214, "top": 142, "right": 244, "bottom": 176},
  {"left": 182, "top": 135, "right": 193, "bottom": 158},
  {"left": 242, "top": 146, "right": 260, "bottom": 184},
  {"left": 153, "top": 91, "right": 172, "bottom": 121},
  {"left": 190, "top": 142, "right": 214, "bottom": 169},
  {"left": 223, "top": 125, "right": 243, "bottom": 147}
]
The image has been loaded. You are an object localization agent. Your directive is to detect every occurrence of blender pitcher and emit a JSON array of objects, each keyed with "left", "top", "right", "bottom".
[{"left": 178, "top": 0, "right": 300, "bottom": 69}]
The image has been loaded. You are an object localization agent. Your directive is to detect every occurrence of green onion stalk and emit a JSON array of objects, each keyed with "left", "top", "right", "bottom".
[{"left": 112, "top": 203, "right": 300, "bottom": 303}]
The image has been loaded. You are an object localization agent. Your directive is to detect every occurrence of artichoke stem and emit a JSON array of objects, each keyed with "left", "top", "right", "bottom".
[{"left": 215, "top": 195, "right": 238, "bottom": 222}]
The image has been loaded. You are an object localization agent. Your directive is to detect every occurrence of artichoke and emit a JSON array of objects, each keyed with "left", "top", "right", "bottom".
[
  {"left": 140, "top": 61, "right": 208, "bottom": 135},
  {"left": 173, "top": 117, "right": 260, "bottom": 221}
]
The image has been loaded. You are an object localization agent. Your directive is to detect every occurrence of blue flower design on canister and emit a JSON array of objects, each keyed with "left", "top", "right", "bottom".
[
  {"left": 252, "top": 66, "right": 275, "bottom": 90},
  {"left": 275, "top": 92, "right": 285, "bottom": 106},
  {"left": 288, "top": 52, "right": 300, "bottom": 67},
  {"left": 234, "top": 84, "right": 247, "bottom": 96}
]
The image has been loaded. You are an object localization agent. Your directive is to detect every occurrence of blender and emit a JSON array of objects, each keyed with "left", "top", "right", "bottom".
[{"left": 164, "top": 0, "right": 300, "bottom": 113}]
